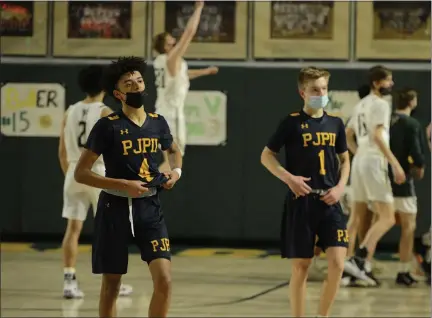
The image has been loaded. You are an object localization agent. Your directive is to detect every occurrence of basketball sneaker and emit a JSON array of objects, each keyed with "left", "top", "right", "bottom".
[
  {"left": 63, "top": 273, "right": 84, "bottom": 299},
  {"left": 396, "top": 272, "right": 418, "bottom": 287},
  {"left": 119, "top": 284, "right": 133, "bottom": 296},
  {"left": 343, "top": 256, "right": 377, "bottom": 286}
]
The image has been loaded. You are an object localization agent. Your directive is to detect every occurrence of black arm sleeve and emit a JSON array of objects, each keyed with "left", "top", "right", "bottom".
[
  {"left": 159, "top": 116, "right": 173, "bottom": 151},
  {"left": 336, "top": 118, "right": 348, "bottom": 154},
  {"left": 408, "top": 124, "right": 425, "bottom": 168},
  {"left": 266, "top": 117, "right": 292, "bottom": 153},
  {"left": 85, "top": 118, "right": 113, "bottom": 155}
]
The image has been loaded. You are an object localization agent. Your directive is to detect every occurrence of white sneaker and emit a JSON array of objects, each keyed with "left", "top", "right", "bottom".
[
  {"left": 119, "top": 284, "right": 133, "bottom": 297},
  {"left": 63, "top": 279, "right": 85, "bottom": 299}
]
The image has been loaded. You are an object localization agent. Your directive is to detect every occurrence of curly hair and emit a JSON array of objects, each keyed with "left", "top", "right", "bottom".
[
  {"left": 77, "top": 65, "right": 105, "bottom": 97},
  {"left": 102, "top": 56, "right": 147, "bottom": 97}
]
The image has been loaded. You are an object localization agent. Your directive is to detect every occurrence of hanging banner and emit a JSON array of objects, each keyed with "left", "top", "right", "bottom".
[
  {"left": 184, "top": 91, "right": 227, "bottom": 146},
  {"left": 0, "top": 83, "right": 66, "bottom": 137}
]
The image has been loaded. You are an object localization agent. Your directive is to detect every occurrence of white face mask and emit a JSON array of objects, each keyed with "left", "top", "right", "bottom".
[{"left": 308, "top": 95, "right": 329, "bottom": 109}]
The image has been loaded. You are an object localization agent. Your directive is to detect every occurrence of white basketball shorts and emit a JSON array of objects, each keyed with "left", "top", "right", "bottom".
[
  {"left": 350, "top": 154, "right": 394, "bottom": 204},
  {"left": 394, "top": 196, "right": 417, "bottom": 214},
  {"left": 62, "top": 163, "right": 105, "bottom": 221}
]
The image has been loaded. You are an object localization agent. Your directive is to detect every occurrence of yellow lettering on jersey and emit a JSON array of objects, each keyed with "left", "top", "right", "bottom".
[
  {"left": 150, "top": 238, "right": 170, "bottom": 252},
  {"left": 108, "top": 115, "right": 119, "bottom": 120},
  {"left": 122, "top": 140, "right": 132, "bottom": 155},
  {"left": 151, "top": 240, "right": 159, "bottom": 252},
  {"left": 302, "top": 133, "right": 312, "bottom": 147},
  {"left": 148, "top": 113, "right": 159, "bottom": 118},
  {"left": 337, "top": 229, "right": 349, "bottom": 243},
  {"left": 290, "top": 112, "right": 300, "bottom": 117},
  {"left": 302, "top": 132, "right": 336, "bottom": 147},
  {"left": 122, "top": 138, "right": 159, "bottom": 155}
]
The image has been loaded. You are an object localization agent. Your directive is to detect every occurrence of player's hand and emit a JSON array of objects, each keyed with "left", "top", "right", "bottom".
[
  {"left": 125, "top": 180, "right": 149, "bottom": 198},
  {"left": 392, "top": 164, "right": 406, "bottom": 185},
  {"left": 285, "top": 175, "right": 312, "bottom": 197},
  {"left": 162, "top": 170, "right": 180, "bottom": 190},
  {"left": 320, "top": 185, "right": 343, "bottom": 206},
  {"left": 195, "top": 1, "right": 204, "bottom": 9},
  {"left": 207, "top": 66, "right": 219, "bottom": 75}
]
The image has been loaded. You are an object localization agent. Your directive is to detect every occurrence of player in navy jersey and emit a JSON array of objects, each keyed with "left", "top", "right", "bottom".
[
  {"left": 74, "top": 57, "right": 182, "bottom": 318},
  {"left": 261, "top": 67, "right": 350, "bottom": 317}
]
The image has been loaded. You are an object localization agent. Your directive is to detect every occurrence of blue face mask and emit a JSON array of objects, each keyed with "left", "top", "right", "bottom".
[{"left": 308, "top": 95, "right": 329, "bottom": 109}]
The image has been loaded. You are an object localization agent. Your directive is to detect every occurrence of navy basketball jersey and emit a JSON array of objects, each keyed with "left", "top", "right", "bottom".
[
  {"left": 85, "top": 111, "right": 173, "bottom": 187},
  {"left": 267, "top": 110, "right": 347, "bottom": 190}
]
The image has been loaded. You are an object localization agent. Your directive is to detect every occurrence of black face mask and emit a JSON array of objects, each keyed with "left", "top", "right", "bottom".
[
  {"left": 379, "top": 87, "right": 392, "bottom": 96},
  {"left": 124, "top": 91, "right": 146, "bottom": 109}
]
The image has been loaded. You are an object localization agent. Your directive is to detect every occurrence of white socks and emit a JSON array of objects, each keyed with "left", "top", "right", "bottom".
[{"left": 399, "top": 261, "right": 411, "bottom": 273}]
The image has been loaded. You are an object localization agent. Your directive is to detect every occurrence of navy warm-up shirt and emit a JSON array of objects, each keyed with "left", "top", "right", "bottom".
[
  {"left": 85, "top": 111, "right": 173, "bottom": 188},
  {"left": 267, "top": 110, "right": 347, "bottom": 190}
]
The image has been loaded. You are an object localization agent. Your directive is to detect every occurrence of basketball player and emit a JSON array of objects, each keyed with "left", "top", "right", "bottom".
[
  {"left": 345, "top": 65, "right": 406, "bottom": 286},
  {"left": 59, "top": 65, "right": 132, "bottom": 299},
  {"left": 261, "top": 67, "right": 350, "bottom": 317},
  {"left": 74, "top": 57, "right": 182, "bottom": 318},
  {"left": 152, "top": 1, "right": 218, "bottom": 170},
  {"left": 389, "top": 88, "right": 425, "bottom": 286}
]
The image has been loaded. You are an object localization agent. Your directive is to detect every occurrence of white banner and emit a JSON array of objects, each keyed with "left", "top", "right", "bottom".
[
  {"left": 184, "top": 90, "right": 227, "bottom": 146},
  {"left": 1, "top": 83, "right": 66, "bottom": 137}
]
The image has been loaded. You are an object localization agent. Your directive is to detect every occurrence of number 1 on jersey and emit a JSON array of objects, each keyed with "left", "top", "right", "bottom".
[{"left": 318, "top": 150, "right": 326, "bottom": 175}]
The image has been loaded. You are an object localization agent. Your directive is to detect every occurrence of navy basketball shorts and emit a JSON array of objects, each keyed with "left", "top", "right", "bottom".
[
  {"left": 280, "top": 193, "right": 348, "bottom": 259},
  {"left": 92, "top": 191, "right": 171, "bottom": 275}
]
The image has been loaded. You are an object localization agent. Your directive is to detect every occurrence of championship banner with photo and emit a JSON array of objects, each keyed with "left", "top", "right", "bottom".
[
  {"left": 53, "top": 1, "right": 146, "bottom": 58},
  {"left": 0, "top": 1, "right": 47, "bottom": 56},
  {"left": 152, "top": 1, "right": 247, "bottom": 59},
  {"left": 184, "top": 91, "right": 227, "bottom": 146},
  {"left": 356, "top": 1, "right": 431, "bottom": 60},
  {"left": 0, "top": 83, "right": 66, "bottom": 137},
  {"left": 253, "top": 1, "right": 349, "bottom": 59}
]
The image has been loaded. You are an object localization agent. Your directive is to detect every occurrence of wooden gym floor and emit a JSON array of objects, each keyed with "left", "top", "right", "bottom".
[{"left": 1, "top": 244, "right": 430, "bottom": 317}]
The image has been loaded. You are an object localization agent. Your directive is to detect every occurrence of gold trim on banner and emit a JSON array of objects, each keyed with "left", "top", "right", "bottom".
[
  {"left": 152, "top": 2, "right": 247, "bottom": 59},
  {"left": 253, "top": 1, "right": 349, "bottom": 60},
  {"left": 53, "top": 1, "right": 146, "bottom": 58},
  {"left": 356, "top": 2, "right": 431, "bottom": 60},
  {"left": 1, "top": 2, "right": 48, "bottom": 56}
]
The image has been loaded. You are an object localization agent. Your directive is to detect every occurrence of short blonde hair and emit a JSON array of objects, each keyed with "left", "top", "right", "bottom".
[{"left": 298, "top": 66, "right": 330, "bottom": 89}]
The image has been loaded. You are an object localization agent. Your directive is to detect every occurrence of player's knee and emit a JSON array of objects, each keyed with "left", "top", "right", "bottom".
[
  {"left": 400, "top": 216, "right": 416, "bottom": 235},
  {"left": 153, "top": 273, "right": 172, "bottom": 296},
  {"left": 65, "top": 219, "right": 83, "bottom": 237},
  {"left": 102, "top": 274, "right": 122, "bottom": 295},
  {"left": 292, "top": 259, "right": 312, "bottom": 273},
  {"left": 328, "top": 257, "right": 344, "bottom": 274}
]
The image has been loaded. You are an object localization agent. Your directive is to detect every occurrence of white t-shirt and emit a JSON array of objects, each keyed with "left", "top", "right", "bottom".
[
  {"left": 153, "top": 54, "right": 190, "bottom": 122},
  {"left": 347, "top": 93, "right": 391, "bottom": 157},
  {"left": 64, "top": 101, "right": 106, "bottom": 164}
]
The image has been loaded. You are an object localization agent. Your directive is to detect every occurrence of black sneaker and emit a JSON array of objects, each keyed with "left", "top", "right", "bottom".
[
  {"left": 365, "top": 270, "right": 381, "bottom": 287},
  {"left": 396, "top": 272, "right": 418, "bottom": 286}
]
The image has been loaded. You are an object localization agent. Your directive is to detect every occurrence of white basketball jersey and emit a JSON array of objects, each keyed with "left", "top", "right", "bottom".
[
  {"left": 64, "top": 101, "right": 106, "bottom": 164},
  {"left": 153, "top": 54, "right": 190, "bottom": 120},
  {"left": 348, "top": 94, "right": 391, "bottom": 156}
]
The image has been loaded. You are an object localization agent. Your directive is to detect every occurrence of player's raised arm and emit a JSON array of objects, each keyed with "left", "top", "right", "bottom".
[
  {"left": 166, "top": 1, "right": 204, "bottom": 77},
  {"left": 58, "top": 111, "right": 69, "bottom": 175},
  {"left": 187, "top": 66, "right": 219, "bottom": 80}
]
